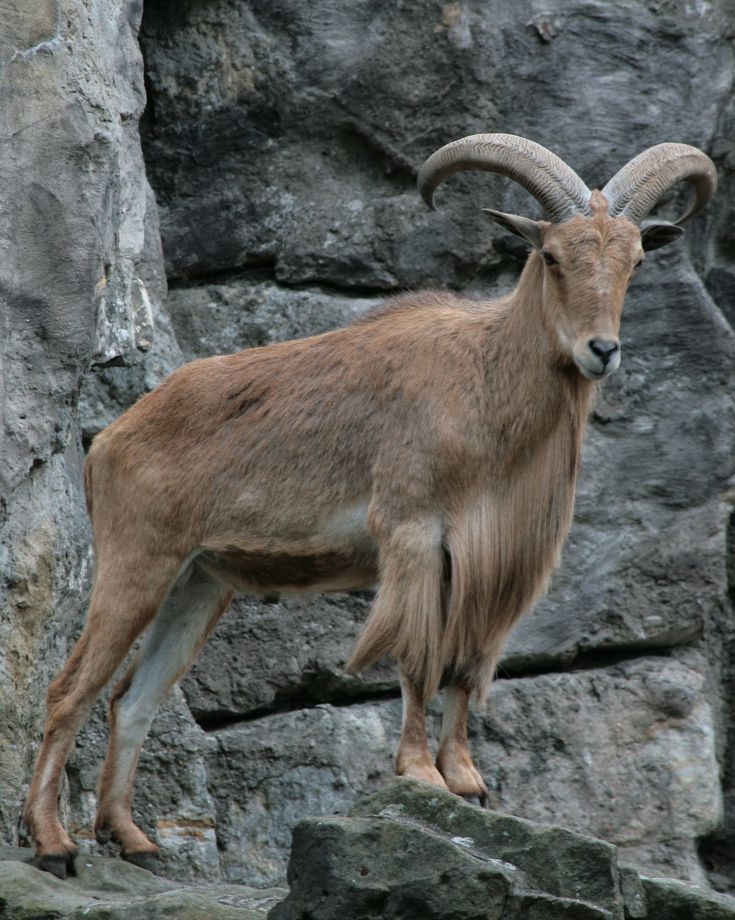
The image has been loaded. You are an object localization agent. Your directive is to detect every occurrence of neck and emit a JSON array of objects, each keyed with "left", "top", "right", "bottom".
[
  {"left": 479, "top": 250, "right": 596, "bottom": 462},
  {"left": 501, "top": 252, "right": 556, "bottom": 362}
]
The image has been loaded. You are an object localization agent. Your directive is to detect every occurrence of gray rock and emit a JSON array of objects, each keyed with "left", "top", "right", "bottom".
[
  {"left": 271, "top": 779, "right": 735, "bottom": 919},
  {"left": 140, "top": 0, "right": 734, "bottom": 291},
  {"left": 270, "top": 812, "right": 521, "bottom": 920},
  {"left": 0, "top": 845, "right": 284, "bottom": 919},
  {"left": 350, "top": 781, "right": 622, "bottom": 915},
  {"left": 140, "top": 0, "right": 499, "bottom": 288},
  {"left": 79, "top": 182, "right": 182, "bottom": 445},
  {"left": 0, "top": 0, "right": 166, "bottom": 852},
  {"left": 0, "top": 453, "right": 91, "bottom": 846},
  {"left": 204, "top": 701, "right": 395, "bottom": 886},
  {"left": 640, "top": 874, "right": 735, "bottom": 920},
  {"left": 472, "top": 658, "right": 721, "bottom": 885},
  {"left": 1, "top": 0, "right": 149, "bottom": 497},
  {"left": 167, "top": 279, "right": 375, "bottom": 362},
  {"left": 182, "top": 592, "right": 395, "bottom": 723}
]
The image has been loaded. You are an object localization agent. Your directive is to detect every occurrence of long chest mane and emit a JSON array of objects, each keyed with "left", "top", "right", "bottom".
[{"left": 441, "top": 380, "right": 591, "bottom": 684}]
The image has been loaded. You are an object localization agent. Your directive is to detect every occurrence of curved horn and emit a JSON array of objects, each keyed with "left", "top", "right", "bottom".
[
  {"left": 602, "top": 143, "right": 717, "bottom": 225},
  {"left": 417, "top": 133, "right": 592, "bottom": 223}
]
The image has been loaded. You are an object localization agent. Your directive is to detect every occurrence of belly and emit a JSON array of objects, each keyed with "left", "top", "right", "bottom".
[
  {"left": 198, "top": 546, "right": 378, "bottom": 596},
  {"left": 199, "top": 502, "right": 378, "bottom": 596}
]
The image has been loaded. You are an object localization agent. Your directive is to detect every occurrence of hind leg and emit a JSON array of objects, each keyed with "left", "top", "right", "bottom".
[
  {"left": 436, "top": 685, "right": 488, "bottom": 807},
  {"left": 22, "top": 557, "right": 181, "bottom": 878},
  {"left": 94, "top": 563, "right": 232, "bottom": 869}
]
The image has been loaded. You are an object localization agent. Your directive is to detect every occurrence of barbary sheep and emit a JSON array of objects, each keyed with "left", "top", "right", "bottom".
[{"left": 22, "top": 133, "right": 716, "bottom": 877}]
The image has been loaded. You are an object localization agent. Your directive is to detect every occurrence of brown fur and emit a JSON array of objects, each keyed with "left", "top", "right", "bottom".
[{"left": 23, "top": 192, "right": 645, "bottom": 872}]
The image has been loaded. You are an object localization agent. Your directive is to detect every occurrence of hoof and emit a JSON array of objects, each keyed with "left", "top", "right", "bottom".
[
  {"left": 95, "top": 827, "right": 113, "bottom": 845},
  {"left": 34, "top": 852, "right": 77, "bottom": 879},
  {"left": 461, "top": 791, "right": 489, "bottom": 809},
  {"left": 123, "top": 850, "right": 161, "bottom": 873}
]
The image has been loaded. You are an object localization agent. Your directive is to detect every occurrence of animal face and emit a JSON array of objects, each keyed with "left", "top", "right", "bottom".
[{"left": 539, "top": 200, "right": 644, "bottom": 380}]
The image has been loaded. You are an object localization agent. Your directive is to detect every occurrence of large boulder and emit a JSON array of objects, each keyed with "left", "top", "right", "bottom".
[{"left": 271, "top": 780, "right": 735, "bottom": 920}]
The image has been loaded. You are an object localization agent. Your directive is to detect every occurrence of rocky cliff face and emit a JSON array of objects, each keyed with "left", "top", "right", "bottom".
[
  {"left": 0, "top": 0, "right": 160, "bottom": 852},
  {"left": 1, "top": 0, "right": 734, "bottom": 899}
]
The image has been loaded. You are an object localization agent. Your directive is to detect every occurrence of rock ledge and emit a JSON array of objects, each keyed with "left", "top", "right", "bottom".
[{"left": 3, "top": 781, "right": 735, "bottom": 919}]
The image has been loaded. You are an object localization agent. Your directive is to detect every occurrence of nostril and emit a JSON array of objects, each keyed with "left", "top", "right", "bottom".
[{"left": 589, "top": 339, "right": 619, "bottom": 364}]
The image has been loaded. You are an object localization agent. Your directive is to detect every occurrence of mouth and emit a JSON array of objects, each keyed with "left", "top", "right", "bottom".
[{"left": 573, "top": 352, "right": 621, "bottom": 380}]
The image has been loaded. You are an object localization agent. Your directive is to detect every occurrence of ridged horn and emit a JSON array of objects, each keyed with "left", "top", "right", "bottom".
[
  {"left": 417, "top": 133, "right": 592, "bottom": 223},
  {"left": 602, "top": 143, "right": 717, "bottom": 225}
]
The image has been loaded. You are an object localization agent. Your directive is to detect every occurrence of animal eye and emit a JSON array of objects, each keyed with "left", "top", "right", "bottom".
[
  {"left": 633, "top": 258, "right": 644, "bottom": 270},
  {"left": 541, "top": 250, "right": 558, "bottom": 267}
]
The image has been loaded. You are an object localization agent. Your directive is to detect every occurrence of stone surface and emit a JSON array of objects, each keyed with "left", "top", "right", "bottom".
[
  {"left": 0, "top": 0, "right": 161, "bottom": 850},
  {"left": 140, "top": 0, "right": 734, "bottom": 291},
  {"left": 474, "top": 657, "right": 722, "bottom": 884},
  {"left": 166, "top": 280, "right": 375, "bottom": 363},
  {"left": 271, "top": 815, "right": 522, "bottom": 920},
  {"left": 204, "top": 700, "right": 394, "bottom": 886},
  {"left": 3, "top": 786, "right": 734, "bottom": 920},
  {"left": 0, "top": 845, "right": 284, "bottom": 919},
  {"left": 140, "top": 0, "right": 497, "bottom": 289},
  {"left": 349, "top": 781, "right": 622, "bottom": 915},
  {"left": 182, "top": 592, "right": 395, "bottom": 723},
  {"left": 78, "top": 181, "right": 180, "bottom": 447},
  {"left": 640, "top": 874, "right": 735, "bottom": 920},
  {"left": 270, "top": 780, "right": 735, "bottom": 919}
]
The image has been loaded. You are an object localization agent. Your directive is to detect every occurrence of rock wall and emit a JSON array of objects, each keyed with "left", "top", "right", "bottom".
[
  {"left": 2, "top": 0, "right": 735, "bottom": 898},
  {"left": 0, "top": 0, "right": 159, "bottom": 851}
]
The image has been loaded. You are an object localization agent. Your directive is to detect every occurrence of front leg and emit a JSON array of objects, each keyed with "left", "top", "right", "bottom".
[
  {"left": 396, "top": 670, "right": 447, "bottom": 789},
  {"left": 436, "top": 685, "right": 488, "bottom": 806}
]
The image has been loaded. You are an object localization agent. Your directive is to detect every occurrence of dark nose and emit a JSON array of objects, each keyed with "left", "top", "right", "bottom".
[{"left": 589, "top": 338, "right": 619, "bottom": 366}]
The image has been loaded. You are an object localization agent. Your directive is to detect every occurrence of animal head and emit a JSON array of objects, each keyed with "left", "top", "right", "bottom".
[{"left": 418, "top": 134, "right": 717, "bottom": 380}]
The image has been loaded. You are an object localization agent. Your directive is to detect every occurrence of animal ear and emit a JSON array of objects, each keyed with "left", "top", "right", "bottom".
[
  {"left": 482, "top": 209, "right": 545, "bottom": 250},
  {"left": 640, "top": 219, "right": 685, "bottom": 251}
]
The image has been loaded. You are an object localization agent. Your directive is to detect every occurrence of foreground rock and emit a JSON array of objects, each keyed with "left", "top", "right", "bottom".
[
  {"left": 5, "top": 782, "right": 733, "bottom": 919},
  {"left": 271, "top": 780, "right": 735, "bottom": 920},
  {"left": 0, "top": 845, "right": 285, "bottom": 920}
]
